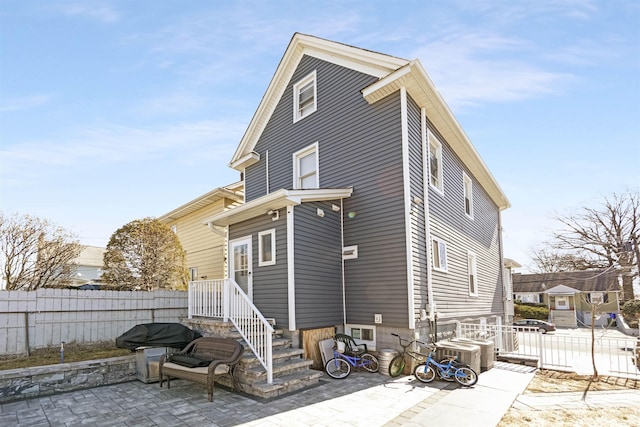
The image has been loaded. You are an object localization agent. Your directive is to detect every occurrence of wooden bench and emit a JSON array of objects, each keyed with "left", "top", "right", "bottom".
[{"left": 159, "top": 337, "right": 244, "bottom": 401}]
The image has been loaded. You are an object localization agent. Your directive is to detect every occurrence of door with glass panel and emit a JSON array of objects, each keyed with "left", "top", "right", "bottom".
[{"left": 229, "top": 237, "right": 252, "bottom": 299}]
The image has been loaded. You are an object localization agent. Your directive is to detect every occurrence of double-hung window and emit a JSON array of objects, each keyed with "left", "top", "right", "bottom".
[
  {"left": 293, "top": 143, "right": 319, "bottom": 189},
  {"left": 258, "top": 229, "right": 276, "bottom": 266},
  {"left": 293, "top": 71, "right": 317, "bottom": 122},
  {"left": 428, "top": 132, "right": 443, "bottom": 193},
  {"left": 463, "top": 172, "right": 474, "bottom": 218},
  {"left": 468, "top": 251, "right": 478, "bottom": 296},
  {"left": 432, "top": 238, "right": 448, "bottom": 271}
]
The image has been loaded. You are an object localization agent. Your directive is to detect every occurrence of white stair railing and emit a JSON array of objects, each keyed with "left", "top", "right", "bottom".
[{"left": 188, "top": 279, "right": 274, "bottom": 384}]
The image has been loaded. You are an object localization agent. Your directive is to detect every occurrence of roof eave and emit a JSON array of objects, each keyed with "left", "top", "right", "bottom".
[{"left": 203, "top": 187, "right": 353, "bottom": 227}]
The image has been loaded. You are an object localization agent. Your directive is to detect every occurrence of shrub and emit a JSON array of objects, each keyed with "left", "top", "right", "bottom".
[
  {"left": 621, "top": 300, "right": 640, "bottom": 328},
  {"left": 514, "top": 303, "right": 549, "bottom": 320}
]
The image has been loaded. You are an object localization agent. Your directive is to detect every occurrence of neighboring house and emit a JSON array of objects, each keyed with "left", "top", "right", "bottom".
[
  {"left": 70, "top": 245, "right": 105, "bottom": 287},
  {"left": 159, "top": 182, "right": 244, "bottom": 283},
  {"left": 203, "top": 33, "right": 510, "bottom": 350},
  {"left": 513, "top": 269, "right": 621, "bottom": 327}
]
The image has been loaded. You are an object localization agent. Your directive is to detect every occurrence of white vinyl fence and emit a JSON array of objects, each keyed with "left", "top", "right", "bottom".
[
  {"left": 0, "top": 288, "right": 188, "bottom": 356},
  {"left": 457, "top": 323, "right": 640, "bottom": 379}
]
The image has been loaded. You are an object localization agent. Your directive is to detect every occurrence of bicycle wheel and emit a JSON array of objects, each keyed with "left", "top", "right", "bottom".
[
  {"left": 413, "top": 363, "right": 436, "bottom": 383},
  {"left": 325, "top": 357, "right": 351, "bottom": 379},
  {"left": 454, "top": 366, "right": 478, "bottom": 387},
  {"left": 388, "top": 355, "right": 406, "bottom": 377},
  {"left": 360, "top": 353, "right": 379, "bottom": 373}
]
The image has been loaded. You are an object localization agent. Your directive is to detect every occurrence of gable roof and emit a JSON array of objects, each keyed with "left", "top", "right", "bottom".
[
  {"left": 229, "top": 33, "right": 510, "bottom": 210},
  {"left": 512, "top": 269, "right": 619, "bottom": 293}
]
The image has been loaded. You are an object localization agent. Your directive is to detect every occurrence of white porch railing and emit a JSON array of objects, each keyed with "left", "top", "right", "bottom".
[
  {"left": 188, "top": 279, "right": 275, "bottom": 384},
  {"left": 457, "top": 322, "right": 640, "bottom": 379}
]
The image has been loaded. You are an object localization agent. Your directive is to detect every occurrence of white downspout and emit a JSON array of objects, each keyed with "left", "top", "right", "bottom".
[{"left": 340, "top": 198, "right": 347, "bottom": 328}]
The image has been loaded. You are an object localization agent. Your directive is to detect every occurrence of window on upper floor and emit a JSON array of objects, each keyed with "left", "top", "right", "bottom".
[
  {"left": 293, "top": 71, "right": 317, "bottom": 122},
  {"left": 189, "top": 267, "right": 198, "bottom": 282},
  {"left": 171, "top": 225, "right": 177, "bottom": 234},
  {"left": 468, "top": 251, "right": 478, "bottom": 297},
  {"left": 258, "top": 229, "right": 276, "bottom": 266},
  {"left": 432, "top": 238, "right": 448, "bottom": 272},
  {"left": 463, "top": 172, "right": 474, "bottom": 219},
  {"left": 293, "top": 143, "right": 319, "bottom": 189},
  {"left": 428, "top": 132, "right": 443, "bottom": 193}
]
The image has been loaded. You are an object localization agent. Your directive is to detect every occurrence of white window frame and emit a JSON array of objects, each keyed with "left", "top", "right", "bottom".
[
  {"left": 189, "top": 267, "right": 198, "bottom": 282},
  {"left": 293, "top": 142, "right": 319, "bottom": 189},
  {"left": 345, "top": 324, "right": 376, "bottom": 350},
  {"left": 463, "top": 172, "right": 474, "bottom": 219},
  {"left": 468, "top": 250, "right": 478, "bottom": 297},
  {"left": 428, "top": 131, "right": 444, "bottom": 194},
  {"left": 432, "top": 238, "right": 448, "bottom": 272},
  {"left": 293, "top": 70, "right": 317, "bottom": 123},
  {"left": 171, "top": 225, "right": 177, "bottom": 234},
  {"left": 258, "top": 229, "right": 276, "bottom": 266}
]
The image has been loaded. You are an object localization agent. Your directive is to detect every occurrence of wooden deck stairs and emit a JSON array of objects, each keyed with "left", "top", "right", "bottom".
[{"left": 182, "top": 317, "right": 323, "bottom": 399}]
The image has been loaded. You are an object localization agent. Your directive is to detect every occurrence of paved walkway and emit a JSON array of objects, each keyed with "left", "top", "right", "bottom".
[{"left": 0, "top": 362, "right": 635, "bottom": 427}]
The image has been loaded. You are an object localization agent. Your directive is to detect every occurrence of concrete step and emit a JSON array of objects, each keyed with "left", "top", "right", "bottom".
[{"left": 239, "top": 369, "right": 324, "bottom": 399}]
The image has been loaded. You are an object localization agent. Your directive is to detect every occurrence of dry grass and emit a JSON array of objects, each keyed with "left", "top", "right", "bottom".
[
  {"left": 0, "top": 343, "right": 131, "bottom": 370},
  {"left": 498, "top": 370, "right": 640, "bottom": 427}
]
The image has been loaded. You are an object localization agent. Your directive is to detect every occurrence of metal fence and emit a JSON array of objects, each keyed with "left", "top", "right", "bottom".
[
  {"left": 457, "top": 322, "right": 640, "bottom": 379},
  {"left": 0, "top": 288, "right": 188, "bottom": 356}
]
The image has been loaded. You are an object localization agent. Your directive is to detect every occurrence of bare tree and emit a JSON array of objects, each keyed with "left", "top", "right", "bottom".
[
  {"left": 0, "top": 212, "right": 82, "bottom": 290},
  {"left": 102, "top": 217, "right": 187, "bottom": 291},
  {"left": 531, "top": 247, "right": 589, "bottom": 272},
  {"left": 551, "top": 190, "right": 639, "bottom": 301}
]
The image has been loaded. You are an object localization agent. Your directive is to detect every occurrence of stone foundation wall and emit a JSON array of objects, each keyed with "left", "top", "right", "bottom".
[{"left": 0, "top": 355, "right": 136, "bottom": 403}]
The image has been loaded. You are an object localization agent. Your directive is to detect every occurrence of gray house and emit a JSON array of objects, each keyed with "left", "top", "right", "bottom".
[{"left": 204, "top": 33, "right": 510, "bottom": 350}]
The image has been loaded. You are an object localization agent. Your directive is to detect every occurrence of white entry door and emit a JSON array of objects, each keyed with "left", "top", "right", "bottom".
[
  {"left": 229, "top": 237, "right": 252, "bottom": 300},
  {"left": 555, "top": 296, "right": 569, "bottom": 310}
]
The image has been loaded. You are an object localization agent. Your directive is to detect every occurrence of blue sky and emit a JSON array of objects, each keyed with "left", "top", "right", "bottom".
[{"left": 1, "top": 0, "right": 639, "bottom": 272}]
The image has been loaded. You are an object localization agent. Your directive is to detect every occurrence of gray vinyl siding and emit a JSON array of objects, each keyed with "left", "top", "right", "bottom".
[
  {"left": 293, "top": 202, "right": 343, "bottom": 329},
  {"left": 246, "top": 55, "right": 410, "bottom": 328},
  {"left": 229, "top": 212, "right": 289, "bottom": 327},
  {"left": 426, "top": 123, "right": 503, "bottom": 319},
  {"left": 406, "top": 96, "right": 428, "bottom": 323}
]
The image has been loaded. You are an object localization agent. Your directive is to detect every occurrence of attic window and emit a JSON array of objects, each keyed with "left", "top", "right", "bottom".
[
  {"left": 428, "top": 131, "right": 443, "bottom": 193},
  {"left": 293, "top": 71, "right": 317, "bottom": 122},
  {"left": 463, "top": 172, "right": 473, "bottom": 219}
]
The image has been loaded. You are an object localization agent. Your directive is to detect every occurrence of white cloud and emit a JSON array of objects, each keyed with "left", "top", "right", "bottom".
[
  {"left": 0, "top": 120, "right": 244, "bottom": 184},
  {"left": 411, "top": 32, "right": 576, "bottom": 108},
  {"left": 58, "top": 2, "right": 119, "bottom": 23},
  {"left": 0, "top": 94, "right": 52, "bottom": 112}
]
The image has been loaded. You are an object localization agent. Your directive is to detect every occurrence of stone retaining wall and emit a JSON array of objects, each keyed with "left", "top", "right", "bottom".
[{"left": 0, "top": 355, "right": 136, "bottom": 403}]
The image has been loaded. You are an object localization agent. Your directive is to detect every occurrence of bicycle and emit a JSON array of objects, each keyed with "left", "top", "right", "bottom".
[
  {"left": 388, "top": 333, "right": 428, "bottom": 377},
  {"left": 324, "top": 340, "right": 379, "bottom": 379},
  {"left": 413, "top": 345, "right": 478, "bottom": 387}
]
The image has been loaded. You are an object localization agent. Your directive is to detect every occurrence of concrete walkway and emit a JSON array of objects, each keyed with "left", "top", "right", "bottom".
[{"left": 0, "top": 361, "right": 634, "bottom": 427}]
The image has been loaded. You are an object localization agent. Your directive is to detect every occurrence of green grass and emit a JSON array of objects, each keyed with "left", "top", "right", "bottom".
[{"left": 0, "top": 344, "right": 132, "bottom": 370}]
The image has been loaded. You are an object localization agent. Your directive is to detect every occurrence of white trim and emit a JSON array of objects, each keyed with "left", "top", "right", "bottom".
[
  {"left": 422, "top": 108, "right": 436, "bottom": 320},
  {"left": 292, "top": 142, "right": 319, "bottom": 189},
  {"left": 463, "top": 172, "right": 474, "bottom": 219},
  {"left": 468, "top": 250, "right": 478, "bottom": 297},
  {"left": 265, "top": 150, "right": 269, "bottom": 194},
  {"left": 427, "top": 130, "right": 444, "bottom": 195},
  {"left": 400, "top": 87, "right": 415, "bottom": 329},
  {"left": 287, "top": 206, "right": 296, "bottom": 331},
  {"left": 293, "top": 70, "right": 317, "bottom": 123},
  {"left": 432, "top": 238, "right": 448, "bottom": 272},
  {"left": 230, "top": 151, "right": 260, "bottom": 170},
  {"left": 258, "top": 229, "right": 276, "bottom": 266},
  {"left": 340, "top": 199, "right": 347, "bottom": 327}
]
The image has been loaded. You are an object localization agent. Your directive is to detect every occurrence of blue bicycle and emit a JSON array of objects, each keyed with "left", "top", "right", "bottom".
[
  {"left": 413, "top": 345, "right": 478, "bottom": 387},
  {"left": 324, "top": 340, "right": 379, "bottom": 379}
]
